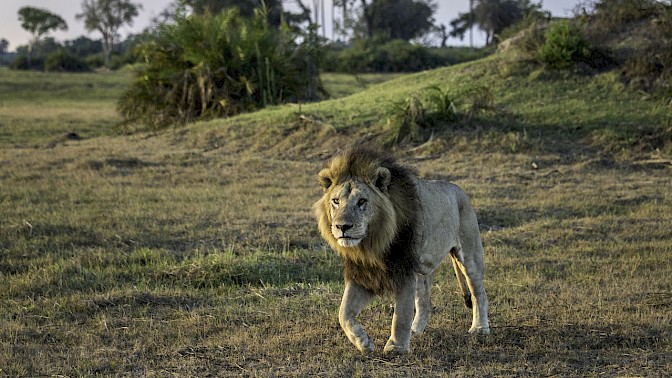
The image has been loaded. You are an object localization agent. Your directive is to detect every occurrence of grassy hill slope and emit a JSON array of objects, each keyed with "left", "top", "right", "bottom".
[
  {"left": 0, "top": 54, "right": 671, "bottom": 376},
  {"left": 184, "top": 54, "right": 669, "bottom": 161}
]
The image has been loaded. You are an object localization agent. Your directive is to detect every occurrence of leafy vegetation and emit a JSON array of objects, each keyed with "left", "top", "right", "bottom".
[
  {"left": 323, "top": 39, "right": 489, "bottom": 73},
  {"left": 76, "top": 0, "right": 142, "bottom": 68},
  {"left": 182, "top": 0, "right": 302, "bottom": 28},
  {"left": 348, "top": 0, "right": 437, "bottom": 40},
  {"left": 537, "top": 20, "right": 590, "bottom": 69},
  {"left": 449, "top": 0, "right": 550, "bottom": 46},
  {"left": 17, "top": 6, "right": 68, "bottom": 66},
  {"left": 117, "top": 7, "right": 324, "bottom": 129},
  {"left": 2, "top": 0, "right": 490, "bottom": 78},
  {"left": 385, "top": 85, "right": 497, "bottom": 145},
  {"left": 43, "top": 49, "right": 90, "bottom": 72}
]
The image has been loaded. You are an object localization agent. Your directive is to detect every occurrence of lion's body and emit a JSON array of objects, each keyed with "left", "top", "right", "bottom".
[{"left": 313, "top": 148, "right": 490, "bottom": 354}]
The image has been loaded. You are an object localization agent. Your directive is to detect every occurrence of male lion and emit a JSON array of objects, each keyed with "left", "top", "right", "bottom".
[{"left": 313, "top": 147, "right": 490, "bottom": 354}]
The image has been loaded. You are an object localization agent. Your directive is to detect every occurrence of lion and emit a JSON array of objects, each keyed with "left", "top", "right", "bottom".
[{"left": 313, "top": 147, "right": 490, "bottom": 354}]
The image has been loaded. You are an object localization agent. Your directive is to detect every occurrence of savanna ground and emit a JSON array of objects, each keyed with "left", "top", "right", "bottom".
[{"left": 0, "top": 59, "right": 671, "bottom": 377}]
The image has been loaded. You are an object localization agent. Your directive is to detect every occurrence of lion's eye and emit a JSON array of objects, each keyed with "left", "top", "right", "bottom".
[
  {"left": 357, "top": 198, "right": 367, "bottom": 207},
  {"left": 332, "top": 198, "right": 340, "bottom": 206}
]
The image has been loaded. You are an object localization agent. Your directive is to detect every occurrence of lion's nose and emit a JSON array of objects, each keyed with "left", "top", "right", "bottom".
[{"left": 335, "top": 223, "right": 353, "bottom": 232}]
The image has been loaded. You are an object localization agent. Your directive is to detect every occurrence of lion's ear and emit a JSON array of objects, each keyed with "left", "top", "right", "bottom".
[
  {"left": 318, "top": 168, "right": 333, "bottom": 191},
  {"left": 374, "top": 167, "right": 391, "bottom": 193}
]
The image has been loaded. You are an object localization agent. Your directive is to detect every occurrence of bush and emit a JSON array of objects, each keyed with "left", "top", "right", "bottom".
[
  {"left": 118, "top": 7, "right": 324, "bottom": 129},
  {"left": 0, "top": 52, "right": 15, "bottom": 66},
  {"left": 108, "top": 49, "right": 139, "bottom": 70},
  {"left": 44, "top": 50, "right": 90, "bottom": 72},
  {"left": 322, "top": 39, "right": 465, "bottom": 73},
  {"left": 9, "top": 55, "right": 44, "bottom": 71},
  {"left": 85, "top": 54, "right": 105, "bottom": 69},
  {"left": 385, "top": 86, "right": 495, "bottom": 145},
  {"left": 371, "top": 40, "right": 442, "bottom": 72},
  {"left": 538, "top": 20, "right": 590, "bottom": 69}
]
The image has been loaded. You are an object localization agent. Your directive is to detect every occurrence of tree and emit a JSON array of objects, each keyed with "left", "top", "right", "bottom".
[
  {"left": 64, "top": 36, "right": 103, "bottom": 57},
  {"left": 76, "top": 0, "right": 142, "bottom": 68},
  {"left": 17, "top": 7, "right": 68, "bottom": 65},
  {"left": 186, "top": 0, "right": 257, "bottom": 14},
  {"left": 450, "top": 0, "right": 548, "bottom": 45},
  {"left": 435, "top": 23, "right": 449, "bottom": 47},
  {"left": 0, "top": 39, "right": 9, "bottom": 54},
  {"left": 291, "top": 0, "right": 317, "bottom": 27},
  {"left": 354, "top": 0, "right": 437, "bottom": 41},
  {"left": 450, "top": 0, "right": 545, "bottom": 45},
  {"left": 333, "top": 0, "right": 358, "bottom": 39},
  {"left": 186, "top": 0, "right": 280, "bottom": 24},
  {"left": 183, "top": 0, "right": 312, "bottom": 30}
]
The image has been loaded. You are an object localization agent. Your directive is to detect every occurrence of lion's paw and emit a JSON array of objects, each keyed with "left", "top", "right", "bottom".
[
  {"left": 353, "top": 334, "right": 375, "bottom": 354},
  {"left": 383, "top": 339, "right": 409, "bottom": 354},
  {"left": 468, "top": 326, "right": 491, "bottom": 335},
  {"left": 411, "top": 322, "right": 426, "bottom": 336}
]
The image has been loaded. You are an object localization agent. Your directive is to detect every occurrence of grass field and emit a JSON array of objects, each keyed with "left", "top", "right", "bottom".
[{"left": 1, "top": 57, "right": 671, "bottom": 377}]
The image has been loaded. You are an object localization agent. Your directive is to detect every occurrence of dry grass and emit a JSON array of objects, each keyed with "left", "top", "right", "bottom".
[{"left": 1, "top": 65, "right": 671, "bottom": 376}]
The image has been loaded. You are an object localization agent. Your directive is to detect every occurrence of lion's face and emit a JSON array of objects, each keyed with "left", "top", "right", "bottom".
[
  {"left": 327, "top": 179, "right": 376, "bottom": 247},
  {"left": 314, "top": 163, "right": 396, "bottom": 255}
]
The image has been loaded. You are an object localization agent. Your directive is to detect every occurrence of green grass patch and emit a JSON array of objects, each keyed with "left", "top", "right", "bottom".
[
  {"left": 0, "top": 67, "right": 131, "bottom": 146},
  {"left": 320, "top": 72, "right": 407, "bottom": 99}
]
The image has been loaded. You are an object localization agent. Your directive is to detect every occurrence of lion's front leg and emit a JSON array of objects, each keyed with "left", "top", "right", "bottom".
[
  {"left": 383, "top": 274, "right": 416, "bottom": 354},
  {"left": 412, "top": 273, "right": 431, "bottom": 335},
  {"left": 339, "top": 280, "right": 375, "bottom": 353}
]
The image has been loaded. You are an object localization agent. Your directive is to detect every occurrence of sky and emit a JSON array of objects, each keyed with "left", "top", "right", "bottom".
[{"left": 0, "top": 0, "right": 582, "bottom": 52}]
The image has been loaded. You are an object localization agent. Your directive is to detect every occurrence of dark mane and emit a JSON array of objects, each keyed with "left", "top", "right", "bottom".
[{"left": 336, "top": 147, "right": 420, "bottom": 295}]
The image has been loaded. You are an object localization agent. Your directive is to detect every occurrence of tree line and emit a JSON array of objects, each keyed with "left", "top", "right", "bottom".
[{"left": 1, "top": 0, "right": 555, "bottom": 72}]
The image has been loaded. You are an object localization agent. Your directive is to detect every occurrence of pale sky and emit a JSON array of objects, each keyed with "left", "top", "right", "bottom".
[{"left": 0, "top": 0, "right": 581, "bottom": 52}]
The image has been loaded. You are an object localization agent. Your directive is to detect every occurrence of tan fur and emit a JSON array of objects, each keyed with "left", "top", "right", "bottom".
[
  {"left": 313, "top": 147, "right": 490, "bottom": 354},
  {"left": 313, "top": 148, "right": 418, "bottom": 294},
  {"left": 315, "top": 153, "right": 401, "bottom": 266}
]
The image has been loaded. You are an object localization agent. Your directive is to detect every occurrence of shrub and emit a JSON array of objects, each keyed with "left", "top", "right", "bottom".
[
  {"left": 371, "top": 40, "right": 443, "bottom": 72},
  {"left": 118, "top": 6, "right": 324, "bottom": 129},
  {"left": 538, "top": 20, "right": 590, "bottom": 69},
  {"left": 9, "top": 55, "right": 44, "bottom": 71},
  {"left": 85, "top": 54, "right": 105, "bottom": 69},
  {"left": 44, "top": 50, "right": 90, "bottom": 72},
  {"left": 387, "top": 92, "right": 427, "bottom": 144},
  {"left": 386, "top": 86, "right": 495, "bottom": 145},
  {"left": 322, "top": 39, "right": 461, "bottom": 73},
  {"left": 108, "top": 49, "right": 139, "bottom": 70}
]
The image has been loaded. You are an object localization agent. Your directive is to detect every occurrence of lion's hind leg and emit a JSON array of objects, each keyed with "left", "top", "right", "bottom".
[
  {"left": 450, "top": 251, "right": 472, "bottom": 309},
  {"left": 451, "top": 245, "right": 490, "bottom": 335}
]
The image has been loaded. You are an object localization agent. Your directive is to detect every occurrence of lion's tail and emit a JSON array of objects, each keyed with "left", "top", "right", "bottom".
[{"left": 450, "top": 254, "right": 473, "bottom": 309}]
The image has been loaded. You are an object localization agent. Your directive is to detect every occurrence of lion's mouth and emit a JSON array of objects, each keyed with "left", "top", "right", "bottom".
[{"left": 337, "top": 236, "right": 362, "bottom": 247}]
